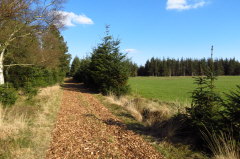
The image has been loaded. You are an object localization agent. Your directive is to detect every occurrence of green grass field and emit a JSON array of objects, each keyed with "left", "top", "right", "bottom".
[{"left": 129, "top": 76, "right": 240, "bottom": 103}]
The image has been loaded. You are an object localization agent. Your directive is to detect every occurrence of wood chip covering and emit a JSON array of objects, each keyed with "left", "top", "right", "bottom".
[{"left": 46, "top": 82, "right": 163, "bottom": 159}]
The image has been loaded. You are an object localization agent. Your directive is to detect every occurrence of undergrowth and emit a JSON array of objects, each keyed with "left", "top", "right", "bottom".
[
  {"left": 97, "top": 94, "right": 208, "bottom": 159},
  {"left": 0, "top": 85, "right": 62, "bottom": 159},
  {"left": 100, "top": 91, "right": 240, "bottom": 159}
]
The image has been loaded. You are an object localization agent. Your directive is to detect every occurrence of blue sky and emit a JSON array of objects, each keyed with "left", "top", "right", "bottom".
[{"left": 61, "top": 0, "right": 240, "bottom": 65}]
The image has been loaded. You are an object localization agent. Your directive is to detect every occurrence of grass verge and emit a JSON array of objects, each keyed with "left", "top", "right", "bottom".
[
  {"left": 0, "top": 85, "right": 62, "bottom": 159},
  {"left": 96, "top": 94, "right": 208, "bottom": 159},
  {"left": 100, "top": 93, "right": 240, "bottom": 159},
  {"left": 129, "top": 76, "right": 240, "bottom": 103}
]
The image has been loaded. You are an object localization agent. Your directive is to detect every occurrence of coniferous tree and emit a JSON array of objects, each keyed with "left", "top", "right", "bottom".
[
  {"left": 124, "top": 60, "right": 138, "bottom": 77},
  {"left": 74, "top": 57, "right": 91, "bottom": 82},
  {"left": 137, "top": 57, "right": 240, "bottom": 77},
  {"left": 223, "top": 85, "right": 240, "bottom": 140},
  {"left": 138, "top": 66, "right": 146, "bottom": 76},
  {"left": 86, "top": 26, "right": 130, "bottom": 96},
  {"left": 70, "top": 56, "right": 81, "bottom": 77}
]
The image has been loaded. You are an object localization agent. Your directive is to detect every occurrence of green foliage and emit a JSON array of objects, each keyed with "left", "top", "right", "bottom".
[
  {"left": 70, "top": 56, "right": 81, "bottom": 78},
  {"left": 89, "top": 34, "right": 129, "bottom": 95},
  {"left": 186, "top": 61, "right": 226, "bottom": 147},
  {"left": 130, "top": 75, "right": 240, "bottom": 150},
  {"left": 49, "top": 25, "right": 71, "bottom": 76},
  {"left": 187, "top": 62, "right": 240, "bottom": 148},
  {"left": 6, "top": 66, "right": 63, "bottom": 89},
  {"left": 138, "top": 57, "right": 240, "bottom": 76},
  {"left": 187, "top": 75, "right": 223, "bottom": 131},
  {"left": 3, "top": 24, "right": 70, "bottom": 92},
  {"left": 223, "top": 85, "right": 240, "bottom": 140},
  {"left": 4, "top": 66, "right": 65, "bottom": 99},
  {"left": 74, "top": 58, "right": 91, "bottom": 82},
  {"left": 23, "top": 82, "right": 38, "bottom": 100},
  {"left": 76, "top": 26, "right": 130, "bottom": 96},
  {"left": 0, "top": 84, "right": 18, "bottom": 106},
  {"left": 124, "top": 60, "right": 138, "bottom": 77}
]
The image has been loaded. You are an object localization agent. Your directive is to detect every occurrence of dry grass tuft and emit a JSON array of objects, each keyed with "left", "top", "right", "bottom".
[
  {"left": 28, "top": 85, "right": 61, "bottom": 159},
  {"left": 0, "top": 85, "right": 62, "bottom": 159},
  {"left": 103, "top": 94, "right": 207, "bottom": 159},
  {"left": 105, "top": 94, "right": 177, "bottom": 127},
  {"left": 202, "top": 130, "right": 240, "bottom": 159},
  {"left": 0, "top": 105, "right": 27, "bottom": 140}
]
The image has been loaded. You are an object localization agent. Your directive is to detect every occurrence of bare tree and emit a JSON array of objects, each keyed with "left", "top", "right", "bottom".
[{"left": 0, "top": 0, "right": 66, "bottom": 84}]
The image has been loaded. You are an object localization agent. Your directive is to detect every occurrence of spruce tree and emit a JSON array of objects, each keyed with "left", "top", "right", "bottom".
[
  {"left": 87, "top": 26, "right": 130, "bottom": 96},
  {"left": 70, "top": 56, "right": 81, "bottom": 77}
]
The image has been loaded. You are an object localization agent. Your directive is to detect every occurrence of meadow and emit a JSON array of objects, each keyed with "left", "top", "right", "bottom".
[{"left": 129, "top": 76, "right": 240, "bottom": 103}]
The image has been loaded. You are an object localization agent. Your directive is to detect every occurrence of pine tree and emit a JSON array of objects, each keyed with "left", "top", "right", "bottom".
[
  {"left": 87, "top": 26, "right": 130, "bottom": 96},
  {"left": 70, "top": 56, "right": 81, "bottom": 77},
  {"left": 223, "top": 85, "right": 240, "bottom": 140}
]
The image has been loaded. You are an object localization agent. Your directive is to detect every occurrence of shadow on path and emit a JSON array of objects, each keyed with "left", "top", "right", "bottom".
[
  {"left": 62, "top": 79, "right": 156, "bottom": 139},
  {"left": 62, "top": 79, "right": 198, "bottom": 151},
  {"left": 61, "top": 79, "right": 96, "bottom": 94}
]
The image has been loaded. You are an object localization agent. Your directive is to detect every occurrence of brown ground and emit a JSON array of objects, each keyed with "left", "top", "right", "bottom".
[{"left": 46, "top": 81, "right": 163, "bottom": 159}]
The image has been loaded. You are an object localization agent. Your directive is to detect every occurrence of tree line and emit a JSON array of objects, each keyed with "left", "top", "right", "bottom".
[
  {"left": 138, "top": 57, "right": 240, "bottom": 76},
  {"left": 0, "top": 0, "right": 70, "bottom": 105}
]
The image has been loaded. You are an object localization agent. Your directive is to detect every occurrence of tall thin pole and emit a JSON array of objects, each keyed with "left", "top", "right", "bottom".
[
  {"left": 210, "top": 45, "right": 214, "bottom": 90},
  {"left": 211, "top": 45, "right": 214, "bottom": 72},
  {"left": 211, "top": 45, "right": 214, "bottom": 60}
]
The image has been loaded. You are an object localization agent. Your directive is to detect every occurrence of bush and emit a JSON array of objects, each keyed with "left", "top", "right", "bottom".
[
  {"left": 23, "top": 82, "right": 38, "bottom": 100},
  {"left": 6, "top": 66, "right": 64, "bottom": 89},
  {"left": 3, "top": 66, "right": 64, "bottom": 100},
  {"left": 0, "top": 84, "right": 18, "bottom": 106}
]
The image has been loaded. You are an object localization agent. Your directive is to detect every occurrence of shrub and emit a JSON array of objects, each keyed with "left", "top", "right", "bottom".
[
  {"left": 23, "top": 82, "right": 38, "bottom": 100},
  {"left": 6, "top": 66, "right": 64, "bottom": 89},
  {"left": 0, "top": 84, "right": 18, "bottom": 106},
  {"left": 3, "top": 66, "right": 64, "bottom": 101}
]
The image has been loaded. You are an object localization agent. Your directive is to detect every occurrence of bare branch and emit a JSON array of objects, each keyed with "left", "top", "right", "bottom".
[{"left": 4, "top": 64, "right": 34, "bottom": 67}]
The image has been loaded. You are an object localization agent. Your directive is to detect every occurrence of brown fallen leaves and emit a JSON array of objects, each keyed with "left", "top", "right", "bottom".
[{"left": 46, "top": 82, "right": 163, "bottom": 159}]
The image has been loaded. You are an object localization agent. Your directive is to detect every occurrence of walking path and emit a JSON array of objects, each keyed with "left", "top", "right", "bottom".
[{"left": 46, "top": 81, "right": 162, "bottom": 159}]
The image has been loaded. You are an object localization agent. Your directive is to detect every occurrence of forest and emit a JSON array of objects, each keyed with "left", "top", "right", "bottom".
[{"left": 138, "top": 57, "right": 240, "bottom": 76}]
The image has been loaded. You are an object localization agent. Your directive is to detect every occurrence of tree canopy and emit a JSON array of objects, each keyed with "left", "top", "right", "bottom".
[{"left": 75, "top": 26, "right": 130, "bottom": 96}]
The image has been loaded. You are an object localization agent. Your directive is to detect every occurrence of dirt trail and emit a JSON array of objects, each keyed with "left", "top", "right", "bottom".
[{"left": 46, "top": 82, "right": 163, "bottom": 159}]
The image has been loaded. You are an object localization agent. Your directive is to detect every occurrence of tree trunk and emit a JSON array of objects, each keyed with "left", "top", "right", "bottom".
[{"left": 0, "top": 53, "right": 4, "bottom": 85}]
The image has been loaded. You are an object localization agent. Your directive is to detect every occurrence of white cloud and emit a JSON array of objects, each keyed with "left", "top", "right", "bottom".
[
  {"left": 166, "top": 0, "right": 206, "bottom": 10},
  {"left": 59, "top": 11, "right": 94, "bottom": 27},
  {"left": 124, "top": 49, "right": 138, "bottom": 53}
]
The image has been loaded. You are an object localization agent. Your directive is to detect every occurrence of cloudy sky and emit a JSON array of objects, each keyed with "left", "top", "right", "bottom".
[{"left": 61, "top": 0, "right": 240, "bottom": 65}]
